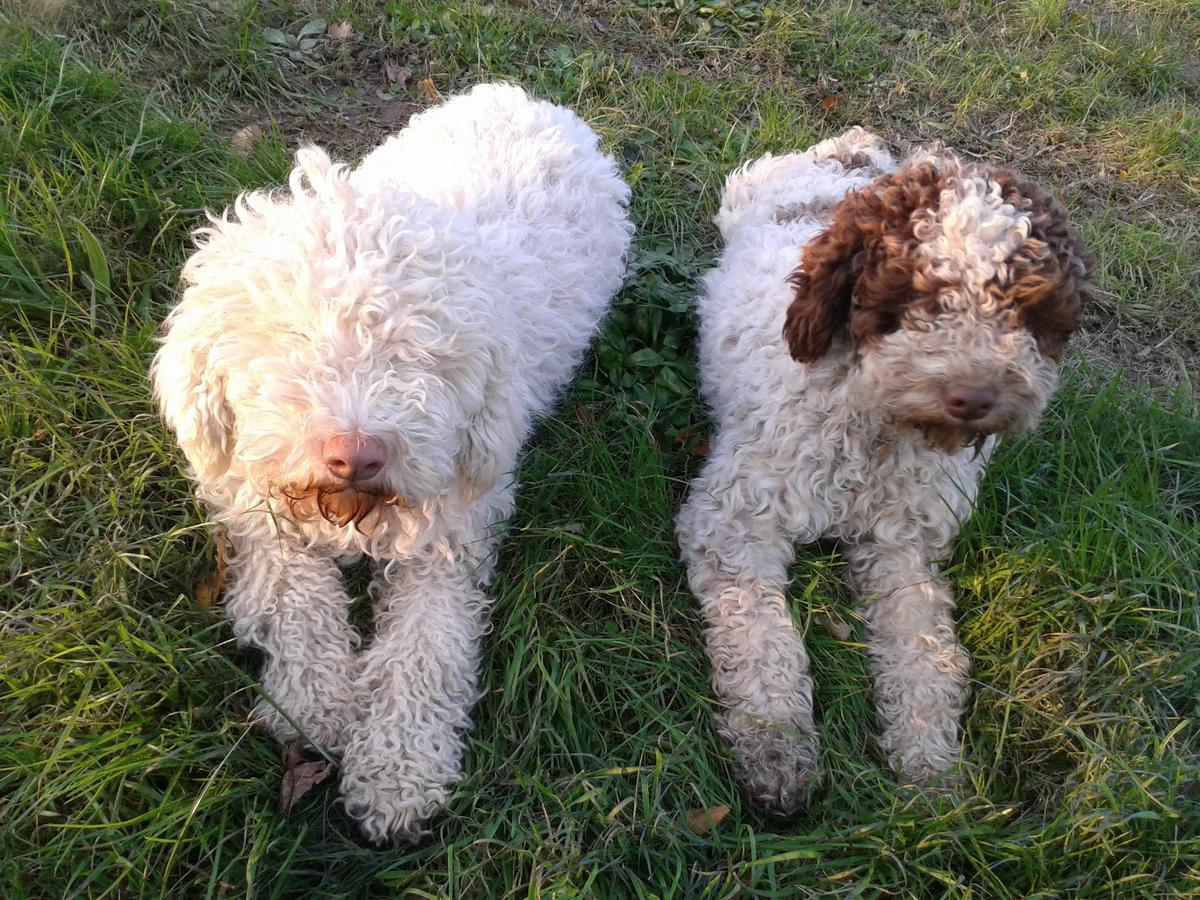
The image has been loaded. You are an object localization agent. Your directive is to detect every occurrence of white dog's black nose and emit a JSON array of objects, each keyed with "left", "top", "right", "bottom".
[
  {"left": 942, "top": 385, "right": 997, "bottom": 421},
  {"left": 323, "top": 433, "right": 386, "bottom": 482}
]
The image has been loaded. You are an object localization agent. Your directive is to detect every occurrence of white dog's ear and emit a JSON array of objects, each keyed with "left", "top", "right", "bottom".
[
  {"left": 151, "top": 331, "right": 235, "bottom": 482},
  {"left": 454, "top": 348, "right": 526, "bottom": 505}
]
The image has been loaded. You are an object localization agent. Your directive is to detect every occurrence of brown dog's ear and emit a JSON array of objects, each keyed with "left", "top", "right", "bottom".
[
  {"left": 989, "top": 167, "right": 1092, "bottom": 361},
  {"left": 783, "top": 217, "right": 864, "bottom": 363},
  {"left": 783, "top": 160, "right": 950, "bottom": 363}
]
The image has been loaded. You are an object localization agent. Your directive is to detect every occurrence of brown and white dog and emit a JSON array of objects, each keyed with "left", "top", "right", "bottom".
[{"left": 677, "top": 128, "right": 1090, "bottom": 812}]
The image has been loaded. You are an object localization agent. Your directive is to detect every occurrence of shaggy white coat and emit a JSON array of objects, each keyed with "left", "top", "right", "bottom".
[
  {"left": 676, "top": 128, "right": 1065, "bottom": 812},
  {"left": 152, "top": 84, "right": 631, "bottom": 842}
]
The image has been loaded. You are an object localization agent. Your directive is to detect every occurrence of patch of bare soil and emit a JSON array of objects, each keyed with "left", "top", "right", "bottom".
[{"left": 228, "top": 22, "right": 428, "bottom": 161}]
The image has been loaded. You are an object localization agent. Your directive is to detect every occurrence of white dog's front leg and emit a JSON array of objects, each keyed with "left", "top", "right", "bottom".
[
  {"left": 846, "top": 542, "right": 970, "bottom": 782},
  {"left": 677, "top": 478, "right": 818, "bottom": 815},
  {"left": 223, "top": 539, "right": 359, "bottom": 753},
  {"left": 340, "top": 560, "right": 489, "bottom": 844}
]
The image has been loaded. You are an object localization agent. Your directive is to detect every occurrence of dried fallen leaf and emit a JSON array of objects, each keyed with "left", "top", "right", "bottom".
[
  {"left": 229, "top": 124, "right": 263, "bottom": 155},
  {"left": 687, "top": 804, "right": 730, "bottom": 835},
  {"left": 671, "top": 428, "right": 710, "bottom": 459},
  {"left": 327, "top": 20, "right": 353, "bottom": 41},
  {"left": 819, "top": 95, "right": 841, "bottom": 111},
  {"left": 281, "top": 740, "right": 306, "bottom": 770},
  {"left": 417, "top": 76, "right": 441, "bottom": 103},
  {"left": 575, "top": 403, "right": 596, "bottom": 425},
  {"left": 194, "top": 531, "right": 229, "bottom": 608},
  {"left": 280, "top": 761, "right": 331, "bottom": 815},
  {"left": 385, "top": 61, "right": 411, "bottom": 87},
  {"left": 194, "top": 574, "right": 220, "bottom": 609},
  {"left": 822, "top": 615, "right": 853, "bottom": 641}
]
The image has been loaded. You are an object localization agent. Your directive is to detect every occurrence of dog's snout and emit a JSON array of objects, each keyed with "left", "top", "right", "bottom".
[
  {"left": 942, "top": 385, "right": 997, "bottom": 422},
  {"left": 323, "top": 433, "right": 386, "bottom": 482}
]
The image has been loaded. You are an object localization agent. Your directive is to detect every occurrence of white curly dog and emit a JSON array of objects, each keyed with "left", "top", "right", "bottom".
[
  {"left": 152, "top": 84, "right": 631, "bottom": 842},
  {"left": 676, "top": 128, "right": 1090, "bottom": 813}
]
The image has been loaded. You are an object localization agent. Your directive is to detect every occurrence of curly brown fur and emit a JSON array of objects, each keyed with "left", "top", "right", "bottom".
[
  {"left": 784, "top": 157, "right": 1091, "bottom": 368},
  {"left": 987, "top": 170, "right": 1093, "bottom": 359},
  {"left": 280, "top": 481, "right": 409, "bottom": 529},
  {"left": 783, "top": 161, "right": 949, "bottom": 363}
]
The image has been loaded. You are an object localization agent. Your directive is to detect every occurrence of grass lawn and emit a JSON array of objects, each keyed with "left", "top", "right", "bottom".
[{"left": 2, "top": 0, "right": 1198, "bottom": 895}]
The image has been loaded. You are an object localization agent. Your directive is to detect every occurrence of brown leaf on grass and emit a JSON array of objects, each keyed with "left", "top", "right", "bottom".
[
  {"left": 819, "top": 95, "right": 841, "bottom": 111},
  {"left": 281, "top": 740, "right": 306, "bottom": 770},
  {"left": 385, "top": 62, "right": 411, "bottom": 87},
  {"left": 280, "top": 744, "right": 332, "bottom": 816},
  {"left": 194, "top": 531, "right": 229, "bottom": 608},
  {"left": 821, "top": 615, "right": 853, "bottom": 641},
  {"left": 327, "top": 20, "right": 353, "bottom": 41},
  {"left": 686, "top": 804, "right": 730, "bottom": 835},
  {"left": 417, "top": 77, "right": 442, "bottom": 103},
  {"left": 575, "top": 403, "right": 596, "bottom": 425},
  {"left": 377, "top": 103, "right": 414, "bottom": 128},
  {"left": 279, "top": 761, "right": 331, "bottom": 816},
  {"left": 194, "top": 575, "right": 220, "bottom": 609},
  {"left": 671, "top": 429, "right": 711, "bottom": 459}
]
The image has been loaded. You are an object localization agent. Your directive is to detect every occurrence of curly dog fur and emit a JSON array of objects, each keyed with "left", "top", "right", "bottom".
[
  {"left": 676, "top": 128, "right": 1090, "bottom": 813},
  {"left": 152, "top": 84, "right": 631, "bottom": 842}
]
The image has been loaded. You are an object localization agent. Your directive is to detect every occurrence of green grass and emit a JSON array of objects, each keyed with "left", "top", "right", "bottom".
[{"left": 2, "top": 0, "right": 1199, "bottom": 895}]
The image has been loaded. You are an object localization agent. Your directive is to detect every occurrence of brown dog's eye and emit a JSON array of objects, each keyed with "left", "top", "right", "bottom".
[
  {"left": 1019, "top": 287, "right": 1081, "bottom": 361},
  {"left": 849, "top": 301, "right": 905, "bottom": 342}
]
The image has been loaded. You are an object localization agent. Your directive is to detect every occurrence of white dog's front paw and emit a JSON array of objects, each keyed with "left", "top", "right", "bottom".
[
  {"left": 874, "top": 649, "right": 969, "bottom": 787},
  {"left": 340, "top": 772, "right": 448, "bottom": 845},
  {"left": 718, "top": 709, "right": 821, "bottom": 815},
  {"left": 883, "top": 729, "right": 964, "bottom": 788},
  {"left": 877, "top": 691, "right": 967, "bottom": 789},
  {"left": 339, "top": 730, "right": 463, "bottom": 844}
]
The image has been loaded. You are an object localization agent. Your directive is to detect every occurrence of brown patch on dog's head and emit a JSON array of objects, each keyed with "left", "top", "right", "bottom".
[
  {"left": 782, "top": 151, "right": 1092, "bottom": 451},
  {"left": 987, "top": 170, "right": 1093, "bottom": 360},
  {"left": 783, "top": 159, "right": 949, "bottom": 363},
  {"left": 783, "top": 157, "right": 1091, "bottom": 364}
]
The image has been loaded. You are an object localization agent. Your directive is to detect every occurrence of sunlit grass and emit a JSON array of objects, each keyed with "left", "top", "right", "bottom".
[{"left": 1, "top": 0, "right": 1198, "bottom": 895}]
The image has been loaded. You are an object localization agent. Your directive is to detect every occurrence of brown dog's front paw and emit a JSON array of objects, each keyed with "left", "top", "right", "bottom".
[{"left": 718, "top": 710, "right": 821, "bottom": 815}]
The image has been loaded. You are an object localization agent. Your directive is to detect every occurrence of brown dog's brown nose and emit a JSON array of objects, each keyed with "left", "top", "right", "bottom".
[
  {"left": 323, "top": 433, "right": 386, "bottom": 482},
  {"left": 942, "top": 386, "right": 997, "bottom": 422}
]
